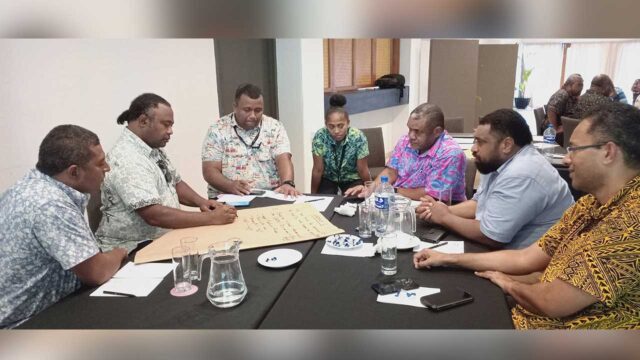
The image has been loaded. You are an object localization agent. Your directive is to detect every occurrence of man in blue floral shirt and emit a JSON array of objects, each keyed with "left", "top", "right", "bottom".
[{"left": 0, "top": 125, "right": 127, "bottom": 328}]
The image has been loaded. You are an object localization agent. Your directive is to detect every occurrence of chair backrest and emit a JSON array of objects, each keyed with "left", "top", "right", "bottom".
[
  {"left": 360, "top": 127, "right": 386, "bottom": 168},
  {"left": 464, "top": 157, "right": 477, "bottom": 200},
  {"left": 561, "top": 116, "right": 580, "bottom": 148},
  {"left": 444, "top": 117, "right": 464, "bottom": 133},
  {"left": 87, "top": 190, "right": 102, "bottom": 234},
  {"left": 533, "top": 107, "right": 546, "bottom": 135}
]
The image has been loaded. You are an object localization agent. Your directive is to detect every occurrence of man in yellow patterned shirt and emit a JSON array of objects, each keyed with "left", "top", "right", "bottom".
[{"left": 414, "top": 102, "right": 640, "bottom": 329}]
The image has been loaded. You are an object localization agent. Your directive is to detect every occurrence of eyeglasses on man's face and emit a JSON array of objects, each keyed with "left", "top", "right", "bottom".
[{"left": 565, "top": 143, "right": 608, "bottom": 154}]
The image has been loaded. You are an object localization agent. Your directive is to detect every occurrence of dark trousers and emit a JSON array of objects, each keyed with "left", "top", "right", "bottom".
[{"left": 317, "top": 178, "right": 363, "bottom": 195}]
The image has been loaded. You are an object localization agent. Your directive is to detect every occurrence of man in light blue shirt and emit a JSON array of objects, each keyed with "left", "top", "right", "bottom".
[
  {"left": 0, "top": 125, "right": 127, "bottom": 328},
  {"left": 417, "top": 109, "right": 574, "bottom": 249}
]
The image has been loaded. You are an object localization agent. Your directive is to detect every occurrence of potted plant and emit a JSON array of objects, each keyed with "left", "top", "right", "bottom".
[{"left": 514, "top": 52, "right": 533, "bottom": 109}]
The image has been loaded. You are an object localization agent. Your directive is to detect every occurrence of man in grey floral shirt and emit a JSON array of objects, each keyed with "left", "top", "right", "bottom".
[
  {"left": 0, "top": 125, "right": 127, "bottom": 328},
  {"left": 96, "top": 93, "right": 237, "bottom": 252}
]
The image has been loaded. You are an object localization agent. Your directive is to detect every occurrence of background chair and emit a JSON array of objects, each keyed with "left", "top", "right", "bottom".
[
  {"left": 444, "top": 117, "right": 464, "bottom": 133},
  {"left": 533, "top": 106, "right": 546, "bottom": 135},
  {"left": 464, "top": 157, "right": 477, "bottom": 200},
  {"left": 360, "top": 127, "right": 386, "bottom": 179},
  {"left": 561, "top": 116, "right": 580, "bottom": 148}
]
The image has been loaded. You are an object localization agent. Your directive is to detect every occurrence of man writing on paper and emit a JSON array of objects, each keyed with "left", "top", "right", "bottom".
[
  {"left": 96, "top": 93, "right": 237, "bottom": 252},
  {"left": 202, "top": 83, "right": 300, "bottom": 198},
  {"left": 417, "top": 109, "right": 574, "bottom": 249},
  {"left": 344, "top": 103, "right": 466, "bottom": 202},
  {"left": 0, "top": 125, "right": 127, "bottom": 328},
  {"left": 414, "top": 103, "right": 640, "bottom": 329}
]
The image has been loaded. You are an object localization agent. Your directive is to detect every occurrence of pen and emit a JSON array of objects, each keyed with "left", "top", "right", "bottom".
[
  {"left": 427, "top": 241, "right": 448, "bottom": 250},
  {"left": 103, "top": 290, "right": 136, "bottom": 297},
  {"left": 305, "top": 199, "right": 323, "bottom": 203}
]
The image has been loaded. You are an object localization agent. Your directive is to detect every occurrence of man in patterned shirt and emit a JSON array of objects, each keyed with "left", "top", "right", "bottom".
[
  {"left": 574, "top": 74, "right": 614, "bottom": 119},
  {"left": 545, "top": 73, "right": 583, "bottom": 145},
  {"left": 344, "top": 103, "right": 466, "bottom": 202},
  {"left": 414, "top": 102, "right": 640, "bottom": 329},
  {"left": 96, "top": 94, "right": 237, "bottom": 252},
  {"left": 202, "top": 84, "right": 300, "bottom": 198},
  {"left": 0, "top": 125, "right": 127, "bottom": 328},
  {"left": 417, "top": 109, "right": 574, "bottom": 249}
]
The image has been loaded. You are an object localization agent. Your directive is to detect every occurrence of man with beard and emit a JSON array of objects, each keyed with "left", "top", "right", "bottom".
[
  {"left": 414, "top": 102, "right": 640, "bottom": 329},
  {"left": 96, "top": 93, "right": 237, "bottom": 252},
  {"left": 416, "top": 109, "right": 574, "bottom": 249},
  {"left": 344, "top": 103, "right": 466, "bottom": 202}
]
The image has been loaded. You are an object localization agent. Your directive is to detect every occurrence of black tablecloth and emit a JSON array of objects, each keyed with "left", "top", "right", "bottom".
[
  {"left": 259, "top": 212, "right": 514, "bottom": 329},
  {"left": 20, "top": 195, "right": 513, "bottom": 329}
]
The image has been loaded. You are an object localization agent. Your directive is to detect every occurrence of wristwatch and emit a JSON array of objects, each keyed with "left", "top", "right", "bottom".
[{"left": 282, "top": 180, "right": 296, "bottom": 188}]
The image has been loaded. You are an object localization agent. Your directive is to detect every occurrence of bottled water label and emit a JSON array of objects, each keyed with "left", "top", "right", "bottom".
[{"left": 375, "top": 195, "right": 389, "bottom": 210}]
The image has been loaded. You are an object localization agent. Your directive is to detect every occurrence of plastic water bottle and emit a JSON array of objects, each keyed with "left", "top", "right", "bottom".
[
  {"left": 543, "top": 124, "right": 557, "bottom": 144},
  {"left": 374, "top": 176, "right": 394, "bottom": 237}
]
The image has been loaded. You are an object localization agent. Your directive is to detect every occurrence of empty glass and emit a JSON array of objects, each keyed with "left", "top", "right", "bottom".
[
  {"left": 171, "top": 246, "right": 192, "bottom": 294},
  {"left": 438, "top": 188, "right": 453, "bottom": 206},
  {"left": 180, "top": 237, "right": 200, "bottom": 281},
  {"left": 358, "top": 202, "right": 372, "bottom": 238}
]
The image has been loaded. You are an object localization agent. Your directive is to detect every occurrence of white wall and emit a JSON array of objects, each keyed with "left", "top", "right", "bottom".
[
  {"left": 275, "top": 39, "right": 325, "bottom": 193},
  {"left": 0, "top": 39, "right": 219, "bottom": 196}
]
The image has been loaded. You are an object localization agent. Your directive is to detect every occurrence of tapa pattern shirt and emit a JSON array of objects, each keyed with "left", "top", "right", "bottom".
[
  {"left": 312, "top": 127, "right": 369, "bottom": 182},
  {"left": 0, "top": 169, "right": 99, "bottom": 328},
  {"left": 96, "top": 127, "right": 181, "bottom": 252},
  {"left": 202, "top": 113, "right": 291, "bottom": 197},
  {"left": 512, "top": 176, "right": 640, "bottom": 329},
  {"left": 387, "top": 132, "right": 466, "bottom": 202}
]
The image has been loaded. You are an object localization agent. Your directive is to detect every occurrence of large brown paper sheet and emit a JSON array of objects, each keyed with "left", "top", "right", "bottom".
[{"left": 134, "top": 203, "right": 344, "bottom": 264}]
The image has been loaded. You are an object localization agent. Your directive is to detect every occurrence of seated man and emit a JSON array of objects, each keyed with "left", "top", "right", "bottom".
[
  {"left": 417, "top": 109, "right": 574, "bottom": 249},
  {"left": 574, "top": 74, "right": 614, "bottom": 119},
  {"left": 96, "top": 93, "right": 237, "bottom": 252},
  {"left": 344, "top": 103, "right": 466, "bottom": 202},
  {"left": 202, "top": 83, "right": 300, "bottom": 198},
  {"left": 0, "top": 125, "right": 127, "bottom": 328},
  {"left": 414, "top": 102, "right": 640, "bottom": 329},
  {"left": 545, "top": 73, "right": 583, "bottom": 143}
]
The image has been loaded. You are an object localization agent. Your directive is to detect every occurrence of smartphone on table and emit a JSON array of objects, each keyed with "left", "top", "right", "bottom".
[{"left": 420, "top": 288, "right": 473, "bottom": 311}]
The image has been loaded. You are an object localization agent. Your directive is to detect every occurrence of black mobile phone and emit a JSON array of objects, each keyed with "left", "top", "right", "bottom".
[
  {"left": 371, "top": 278, "right": 419, "bottom": 295},
  {"left": 250, "top": 189, "right": 266, "bottom": 195},
  {"left": 419, "top": 228, "right": 447, "bottom": 243},
  {"left": 420, "top": 288, "right": 473, "bottom": 311}
]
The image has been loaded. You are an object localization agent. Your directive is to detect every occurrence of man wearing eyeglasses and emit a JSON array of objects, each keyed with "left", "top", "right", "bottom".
[
  {"left": 96, "top": 93, "right": 237, "bottom": 252},
  {"left": 414, "top": 102, "right": 640, "bottom": 329},
  {"left": 417, "top": 109, "right": 574, "bottom": 249},
  {"left": 202, "top": 84, "right": 300, "bottom": 198}
]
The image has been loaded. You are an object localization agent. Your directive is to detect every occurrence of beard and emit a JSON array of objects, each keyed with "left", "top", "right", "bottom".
[{"left": 475, "top": 156, "right": 503, "bottom": 174}]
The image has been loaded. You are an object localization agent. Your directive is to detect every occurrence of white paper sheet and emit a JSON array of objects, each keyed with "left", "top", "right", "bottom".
[
  {"left": 413, "top": 240, "right": 465, "bottom": 254},
  {"left": 217, "top": 194, "right": 257, "bottom": 206},
  {"left": 376, "top": 287, "right": 441, "bottom": 308},
  {"left": 90, "top": 277, "right": 165, "bottom": 297},
  {"left": 90, "top": 261, "right": 176, "bottom": 297},
  {"left": 293, "top": 195, "right": 333, "bottom": 212},
  {"left": 453, "top": 137, "right": 475, "bottom": 144},
  {"left": 321, "top": 243, "right": 376, "bottom": 257},
  {"left": 112, "top": 262, "right": 176, "bottom": 279}
]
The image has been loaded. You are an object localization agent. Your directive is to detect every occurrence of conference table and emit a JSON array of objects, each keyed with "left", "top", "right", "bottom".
[{"left": 20, "top": 196, "right": 513, "bottom": 329}]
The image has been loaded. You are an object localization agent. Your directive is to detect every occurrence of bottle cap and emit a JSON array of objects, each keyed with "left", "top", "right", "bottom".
[{"left": 380, "top": 176, "right": 389, "bottom": 183}]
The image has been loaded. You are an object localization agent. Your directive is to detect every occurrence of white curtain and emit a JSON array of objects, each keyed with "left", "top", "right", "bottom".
[
  {"left": 516, "top": 43, "right": 563, "bottom": 108},
  {"left": 613, "top": 42, "right": 640, "bottom": 102},
  {"left": 565, "top": 42, "right": 613, "bottom": 89}
]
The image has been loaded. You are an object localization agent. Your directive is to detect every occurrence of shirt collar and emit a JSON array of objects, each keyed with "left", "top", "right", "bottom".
[
  {"left": 230, "top": 113, "right": 262, "bottom": 134},
  {"left": 495, "top": 144, "right": 530, "bottom": 174},
  {"left": 31, "top": 169, "right": 89, "bottom": 210},
  {"left": 585, "top": 174, "right": 640, "bottom": 219},
  {"left": 328, "top": 127, "right": 352, "bottom": 147},
  {"left": 122, "top": 127, "right": 159, "bottom": 158}
]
